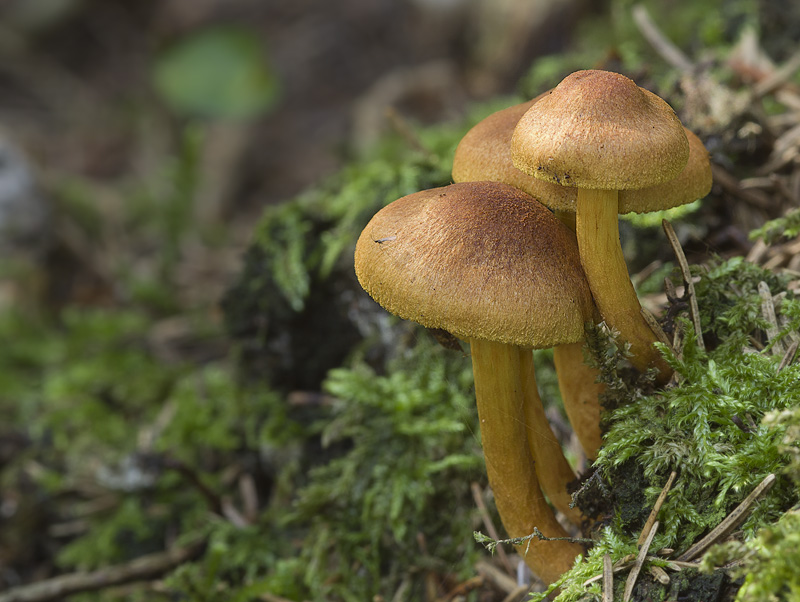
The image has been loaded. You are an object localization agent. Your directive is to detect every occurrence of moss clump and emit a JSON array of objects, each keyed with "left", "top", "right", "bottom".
[
  {"left": 530, "top": 256, "right": 800, "bottom": 602},
  {"left": 282, "top": 337, "right": 484, "bottom": 601}
]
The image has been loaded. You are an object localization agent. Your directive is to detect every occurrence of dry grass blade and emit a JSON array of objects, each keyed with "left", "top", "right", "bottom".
[
  {"left": 583, "top": 560, "right": 633, "bottom": 587},
  {"left": 648, "top": 565, "right": 670, "bottom": 585},
  {"left": 759, "top": 281, "right": 785, "bottom": 355},
  {"left": 746, "top": 238, "right": 769, "bottom": 264},
  {"left": 0, "top": 542, "right": 204, "bottom": 602},
  {"left": 471, "top": 482, "right": 514, "bottom": 575},
  {"left": 677, "top": 473, "right": 776, "bottom": 562},
  {"left": 663, "top": 220, "right": 704, "bottom": 351},
  {"left": 623, "top": 520, "right": 659, "bottom": 602},
  {"left": 631, "top": 4, "right": 694, "bottom": 72},
  {"left": 475, "top": 560, "right": 518, "bottom": 596},
  {"left": 778, "top": 340, "right": 799, "bottom": 372},
  {"left": 638, "top": 471, "right": 677, "bottom": 546},
  {"left": 500, "top": 585, "right": 531, "bottom": 602},
  {"left": 439, "top": 575, "right": 485, "bottom": 601},
  {"left": 641, "top": 307, "right": 672, "bottom": 347},
  {"left": 603, "top": 554, "right": 613, "bottom": 602},
  {"left": 754, "top": 48, "right": 800, "bottom": 97}
]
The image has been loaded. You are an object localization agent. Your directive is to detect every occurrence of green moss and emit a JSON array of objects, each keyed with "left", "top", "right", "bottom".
[
  {"left": 750, "top": 207, "right": 800, "bottom": 245},
  {"left": 526, "top": 256, "right": 800, "bottom": 602},
  {"left": 287, "top": 336, "right": 484, "bottom": 600}
]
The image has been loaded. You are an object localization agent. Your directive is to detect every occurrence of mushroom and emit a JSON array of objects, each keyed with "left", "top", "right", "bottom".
[
  {"left": 453, "top": 91, "right": 711, "bottom": 453},
  {"left": 453, "top": 97, "right": 604, "bottom": 461},
  {"left": 511, "top": 70, "right": 710, "bottom": 382},
  {"left": 355, "top": 181, "right": 591, "bottom": 583}
]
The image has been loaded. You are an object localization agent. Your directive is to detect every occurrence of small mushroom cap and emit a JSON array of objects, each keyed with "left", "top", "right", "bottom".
[
  {"left": 621, "top": 128, "right": 711, "bottom": 212},
  {"left": 453, "top": 97, "right": 711, "bottom": 213},
  {"left": 452, "top": 94, "right": 573, "bottom": 210},
  {"left": 355, "top": 181, "right": 594, "bottom": 347},
  {"left": 511, "top": 70, "right": 690, "bottom": 190}
]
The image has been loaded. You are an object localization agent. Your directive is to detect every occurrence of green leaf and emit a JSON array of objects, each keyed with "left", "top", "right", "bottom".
[{"left": 153, "top": 26, "right": 280, "bottom": 120}]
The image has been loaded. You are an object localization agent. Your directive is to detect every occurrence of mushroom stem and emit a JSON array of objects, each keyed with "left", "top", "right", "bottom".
[
  {"left": 553, "top": 343, "right": 605, "bottom": 460},
  {"left": 470, "top": 338, "right": 582, "bottom": 583},
  {"left": 575, "top": 188, "right": 672, "bottom": 382},
  {"left": 518, "top": 348, "right": 583, "bottom": 525}
]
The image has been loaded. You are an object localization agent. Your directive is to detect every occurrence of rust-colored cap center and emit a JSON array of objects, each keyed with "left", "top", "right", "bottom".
[
  {"left": 354, "top": 181, "right": 594, "bottom": 347},
  {"left": 511, "top": 70, "right": 689, "bottom": 190}
]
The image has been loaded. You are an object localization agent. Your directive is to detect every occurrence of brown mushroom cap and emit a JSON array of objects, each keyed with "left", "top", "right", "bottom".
[
  {"left": 452, "top": 94, "right": 574, "bottom": 210},
  {"left": 622, "top": 128, "right": 711, "bottom": 212},
  {"left": 511, "top": 70, "right": 690, "bottom": 190},
  {"left": 355, "top": 181, "right": 594, "bottom": 347},
  {"left": 454, "top": 97, "right": 711, "bottom": 214}
]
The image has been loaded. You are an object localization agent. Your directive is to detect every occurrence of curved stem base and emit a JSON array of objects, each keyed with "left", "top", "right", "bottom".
[
  {"left": 554, "top": 342, "right": 605, "bottom": 460},
  {"left": 470, "top": 339, "right": 582, "bottom": 584},
  {"left": 518, "top": 348, "right": 582, "bottom": 525}
]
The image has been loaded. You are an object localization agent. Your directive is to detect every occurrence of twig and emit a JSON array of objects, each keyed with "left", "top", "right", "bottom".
[
  {"left": 663, "top": 220, "right": 705, "bottom": 351},
  {"left": 746, "top": 238, "right": 769, "bottom": 265},
  {"left": 440, "top": 576, "right": 485, "bottom": 601},
  {"left": 0, "top": 542, "right": 204, "bottom": 602},
  {"left": 668, "top": 320, "right": 686, "bottom": 387},
  {"left": 778, "top": 340, "right": 799, "bottom": 372},
  {"left": 391, "top": 575, "right": 411, "bottom": 602},
  {"left": 623, "top": 520, "right": 659, "bottom": 602},
  {"left": 631, "top": 5, "right": 694, "bottom": 72},
  {"left": 500, "top": 585, "right": 531, "bottom": 602},
  {"left": 471, "top": 482, "right": 514, "bottom": 575},
  {"left": 583, "top": 560, "right": 632, "bottom": 587},
  {"left": 759, "top": 281, "right": 785, "bottom": 355},
  {"left": 711, "top": 165, "right": 773, "bottom": 210},
  {"left": 162, "top": 455, "right": 223, "bottom": 515},
  {"left": 475, "top": 560, "right": 518, "bottom": 595},
  {"left": 648, "top": 564, "right": 670, "bottom": 585},
  {"left": 572, "top": 469, "right": 611, "bottom": 503},
  {"left": 656, "top": 558, "right": 700, "bottom": 570},
  {"left": 638, "top": 471, "right": 677, "bottom": 546},
  {"left": 677, "top": 473, "right": 776, "bottom": 561},
  {"left": 753, "top": 48, "right": 800, "bottom": 97},
  {"left": 602, "top": 554, "right": 613, "bottom": 602},
  {"left": 641, "top": 307, "right": 673, "bottom": 348}
]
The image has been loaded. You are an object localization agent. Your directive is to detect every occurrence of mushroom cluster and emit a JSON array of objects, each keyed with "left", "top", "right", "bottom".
[{"left": 354, "top": 69, "right": 712, "bottom": 584}]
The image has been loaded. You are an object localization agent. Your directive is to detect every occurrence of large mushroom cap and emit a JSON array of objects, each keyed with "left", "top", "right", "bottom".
[
  {"left": 355, "top": 181, "right": 594, "bottom": 347},
  {"left": 455, "top": 98, "right": 711, "bottom": 214},
  {"left": 511, "top": 70, "right": 690, "bottom": 190}
]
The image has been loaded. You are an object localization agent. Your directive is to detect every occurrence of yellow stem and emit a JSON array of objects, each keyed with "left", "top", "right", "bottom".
[
  {"left": 575, "top": 189, "right": 672, "bottom": 382},
  {"left": 553, "top": 343, "right": 605, "bottom": 460},
  {"left": 470, "top": 339, "right": 582, "bottom": 584},
  {"left": 518, "top": 348, "right": 583, "bottom": 525}
]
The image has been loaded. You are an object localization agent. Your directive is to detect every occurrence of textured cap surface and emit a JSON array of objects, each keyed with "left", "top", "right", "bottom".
[
  {"left": 511, "top": 70, "right": 689, "bottom": 190},
  {"left": 621, "top": 128, "right": 712, "bottom": 212},
  {"left": 456, "top": 97, "right": 711, "bottom": 213},
  {"left": 354, "top": 181, "right": 594, "bottom": 347},
  {"left": 452, "top": 95, "right": 574, "bottom": 211}
]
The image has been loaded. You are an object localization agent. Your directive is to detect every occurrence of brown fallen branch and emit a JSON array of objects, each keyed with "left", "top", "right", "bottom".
[{"left": 0, "top": 541, "right": 205, "bottom": 602}]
